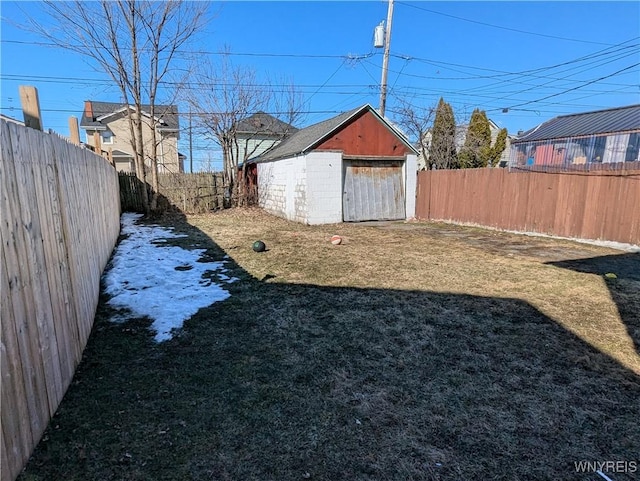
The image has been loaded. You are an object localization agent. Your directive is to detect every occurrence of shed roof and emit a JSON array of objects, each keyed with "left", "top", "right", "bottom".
[
  {"left": 248, "top": 104, "right": 417, "bottom": 163},
  {"left": 514, "top": 104, "right": 640, "bottom": 143},
  {"left": 236, "top": 111, "right": 298, "bottom": 136},
  {"left": 81, "top": 100, "right": 180, "bottom": 131}
]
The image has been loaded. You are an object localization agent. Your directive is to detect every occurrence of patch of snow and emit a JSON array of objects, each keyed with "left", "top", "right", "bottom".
[{"left": 103, "top": 213, "right": 232, "bottom": 342}]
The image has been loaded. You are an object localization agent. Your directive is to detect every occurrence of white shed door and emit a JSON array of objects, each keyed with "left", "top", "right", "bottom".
[{"left": 343, "top": 160, "right": 405, "bottom": 222}]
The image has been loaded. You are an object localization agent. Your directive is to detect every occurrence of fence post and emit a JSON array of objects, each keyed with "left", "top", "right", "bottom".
[
  {"left": 68, "top": 116, "right": 81, "bottom": 145},
  {"left": 92, "top": 132, "right": 102, "bottom": 154},
  {"left": 19, "top": 85, "right": 43, "bottom": 131}
]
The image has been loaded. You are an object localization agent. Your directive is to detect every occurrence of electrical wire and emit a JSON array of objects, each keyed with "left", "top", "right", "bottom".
[
  {"left": 497, "top": 62, "right": 640, "bottom": 111},
  {"left": 0, "top": 39, "right": 374, "bottom": 60},
  {"left": 395, "top": 1, "right": 618, "bottom": 46}
]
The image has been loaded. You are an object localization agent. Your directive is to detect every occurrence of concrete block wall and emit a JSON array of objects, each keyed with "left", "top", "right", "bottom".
[
  {"left": 305, "top": 151, "right": 343, "bottom": 224},
  {"left": 257, "top": 150, "right": 415, "bottom": 225},
  {"left": 257, "top": 162, "right": 285, "bottom": 214},
  {"left": 257, "top": 155, "right": 307, "bottom": 223}
]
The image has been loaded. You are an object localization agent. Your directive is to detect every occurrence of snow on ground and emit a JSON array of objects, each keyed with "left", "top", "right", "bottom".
[{"left": 103, "top": 213, "right": 234, "bottom": 342}]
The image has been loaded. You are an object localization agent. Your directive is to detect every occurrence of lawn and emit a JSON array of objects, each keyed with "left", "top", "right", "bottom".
[{"left": 18, "top": 208, "right": 640, "bottom": 481}]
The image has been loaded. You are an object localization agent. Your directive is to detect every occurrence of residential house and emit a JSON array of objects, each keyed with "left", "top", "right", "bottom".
[
  {"left": 80, "top": 100, "right": 183, "bottom": 173},
  {"left": 247, "top": 104, "right": 418, "bottom": 225},
  {"left": 508, "top": 104, "right": 640, "bottom": 170},
  {"left": 418, "top": 118, "right": 512, "bottom": 170},
  {"left": 235, "top": 111, "right": 298, "bottom": 164}
]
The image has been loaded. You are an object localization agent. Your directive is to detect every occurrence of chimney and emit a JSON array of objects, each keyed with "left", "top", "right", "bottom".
[{"left": 84, "top": 100, "right": 93, "bottom": 120}]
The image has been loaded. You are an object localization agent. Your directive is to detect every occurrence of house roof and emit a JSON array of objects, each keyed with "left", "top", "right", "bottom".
[
  {"left": 80, "top": 101, "right": 180, "bottom": 131},
  {"left": 236, "top": 111, "right": 298, "bottom": 136},
  {"left": 248, "top": 104, "right": 417, "bottom": 163},
  {"left": 514, "top": 104, "right": 640, "bottom": 143}
]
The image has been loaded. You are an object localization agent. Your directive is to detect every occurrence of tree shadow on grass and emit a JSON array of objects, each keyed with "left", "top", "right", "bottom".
[
  {"left": 18, "top": 215, "right": 640, "bottom": 481},
  {"left": 548, "top": 253, "right": 640, "bottom": 358}
]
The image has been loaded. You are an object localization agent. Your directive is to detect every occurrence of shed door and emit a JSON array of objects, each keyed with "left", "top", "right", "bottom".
[{"left": 343, "top": 160, "right": 405, "bottom": 222}]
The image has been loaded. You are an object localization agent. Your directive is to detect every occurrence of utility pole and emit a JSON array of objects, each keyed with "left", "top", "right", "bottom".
[{"left": 379, "top": 0, "right": 394, "bottom": 118}]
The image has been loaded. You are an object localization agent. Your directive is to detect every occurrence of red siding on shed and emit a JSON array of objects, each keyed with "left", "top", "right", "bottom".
[{"left": 316, "top": 110, "right": 412, "bottom": 157}]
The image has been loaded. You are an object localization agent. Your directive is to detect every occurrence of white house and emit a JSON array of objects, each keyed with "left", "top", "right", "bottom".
[
  {"left": 235, "top": 111, "right": 298, "bottom": 163},
  {"left": 418, "top": 118, "right": 513, "bottom": 170},
  {"left": 247, "top": 104, "right": 418, "bottom": 225}
]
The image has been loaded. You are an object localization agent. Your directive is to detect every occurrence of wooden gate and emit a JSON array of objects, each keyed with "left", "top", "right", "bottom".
[{"left": 343, "top": 160, "right": 405, "bottom": 221}]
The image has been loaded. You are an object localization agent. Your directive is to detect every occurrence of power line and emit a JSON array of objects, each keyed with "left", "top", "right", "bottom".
[
  {"left": 497, "top": 63, "right": 640, "bottom": 111},
  {"left": 0, "top": 39, "right": 376, "bottom": 61},
  {"left": 363, "top": 57, "right": 637, "bottom": 90},
  {"left": 461, "top": 40, "right": 640, "bottom": 95},
  {"left": 5, "top": 72, "right": 635, "bottom": 101},
  {"left": 3, "top": 34, "right": 636, "bottom": 91},
  {"left": 0, "top": 105, "right": 351, "bottom": 116},
  {"left": 305, "top": 59, "right": 347, "bottom": 104},
  {"left": 395, "top": 1, "right": 617, "bottom": 46},
  {"left": 386, "top": 39, "right": 639, "bottom": 85},
  {"left": 472, "top": 50, "right": 640, "bottom": 107},
  {"left": 0, "top": 73, "right": 383, "bottom": 92}
]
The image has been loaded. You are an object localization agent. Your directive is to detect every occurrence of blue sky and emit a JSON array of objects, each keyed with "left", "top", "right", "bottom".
[{"left": 1, "top": 1, "right": 639, "bottom": 171}]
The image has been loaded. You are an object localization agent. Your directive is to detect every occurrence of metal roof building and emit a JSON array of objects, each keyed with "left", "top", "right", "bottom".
[{"left": 509, "top": 105, "right": 640, "bottom": 171}]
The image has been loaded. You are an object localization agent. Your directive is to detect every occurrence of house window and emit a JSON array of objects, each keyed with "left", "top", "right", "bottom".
[
  {"left": 101, "top": 131, "right": 114, "bottom": 144},
  {"left": 602, "top": 133, "right": 629, "bottom": 163},
  {"left": 591, "top": 135, "right": 606, "bottom": 163},
  {"left": 625, "top": 133, "right": 640, "bottom": 162}
]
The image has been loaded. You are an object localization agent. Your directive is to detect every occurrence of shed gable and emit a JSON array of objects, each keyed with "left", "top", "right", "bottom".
[{"left": 316, "top": 110, "right": 412, "bottom": 157}]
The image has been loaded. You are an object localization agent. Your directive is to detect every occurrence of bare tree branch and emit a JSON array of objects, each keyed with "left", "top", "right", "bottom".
[
  {"left": 28, "top": 0, "right": 207, "bottom": 213},
  {"left": 393, "top": 99, "right": 435, "bottom": 170},
  {"left": 183, "top": 54, "right": 305, "bottom": 206}
]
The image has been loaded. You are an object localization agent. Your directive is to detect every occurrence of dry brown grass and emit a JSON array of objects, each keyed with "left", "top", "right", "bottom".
[
  {"left": 19, "top": 208, "right": 639, "bottom": 481},
  {"left": 191, "top": 208, "right": 640, "bottom": 375}
]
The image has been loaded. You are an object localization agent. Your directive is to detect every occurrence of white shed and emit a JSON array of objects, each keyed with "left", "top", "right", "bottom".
[{"left": 247, "top": 104, "right": 418, "bottom": 225}]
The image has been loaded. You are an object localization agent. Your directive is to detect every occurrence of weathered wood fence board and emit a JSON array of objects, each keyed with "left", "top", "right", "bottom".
[
  {"left": 1, "top": 119, "right": 121, "bottom": 481},
  {"left": 119, "top": 171, "right": 146, "bottom": 213},
  {"left": 415, "top": 168, "right": 640, "bottom": 245},
  {"left": 119, "top": 172, "right": 227, "bottom": 214}
]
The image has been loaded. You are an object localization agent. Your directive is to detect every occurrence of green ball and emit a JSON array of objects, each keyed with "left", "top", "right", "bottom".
[{"left": 252, "top": 240, "right": 266, "bottom": 252}]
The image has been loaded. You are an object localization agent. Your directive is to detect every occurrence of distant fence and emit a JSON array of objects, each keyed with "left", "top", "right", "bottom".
[
  {"left": 415, "top": 168, "right": 640, "bottom": 245},
  {"left": 119, "top": 172, "right": 227, "bottom": 213},
  {"left": 1, "top": 120, "right": 121, "bottom": 481}
]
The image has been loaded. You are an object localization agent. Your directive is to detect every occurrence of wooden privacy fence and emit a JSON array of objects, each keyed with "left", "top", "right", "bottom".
[
  {"left": 119, "top": 172, "right": 227, "bottom": 213},
  {"left": 1, "top": 120, "right": 121, "bottom": 481},
  {"left": 415, "top": 168, "right": 640, "bottom": 245}
]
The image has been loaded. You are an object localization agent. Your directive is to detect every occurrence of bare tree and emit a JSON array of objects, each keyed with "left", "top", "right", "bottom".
[
  {"left": 184, "top": 55, "right": 304, "bottom": 205},
  {"left": 28, "top": 0, "right": 207, "bottom": 213},
  {"left": 393, "top": 99, "right": 435, "bottom": 170}
]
